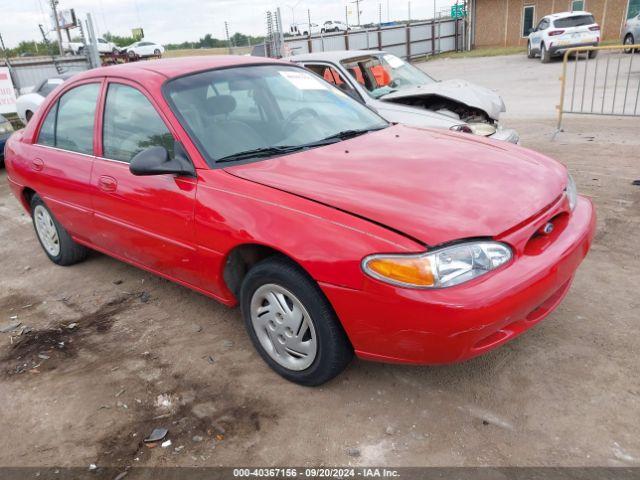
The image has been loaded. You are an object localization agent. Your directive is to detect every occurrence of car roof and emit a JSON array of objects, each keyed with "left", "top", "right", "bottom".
[
  {"left": 287, "top": 50, "right": 384, "bottom": 63},
  {"left": 71, "top": 55, "right": 292, "bottom": 81},
  {"left": 547, "top": 10, "right": 594, "bottom": 20}
]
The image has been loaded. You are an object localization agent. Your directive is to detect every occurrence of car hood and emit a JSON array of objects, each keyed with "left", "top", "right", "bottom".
[
  {"left": 224, "top": 125, "right": 566, "bottom": 246},
  {"left": 381, "top": 79, "right": 506, "bottom": 120}
]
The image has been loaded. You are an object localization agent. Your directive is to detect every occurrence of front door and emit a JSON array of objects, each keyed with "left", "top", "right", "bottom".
[{"left": 90, "top": 80, "right": 200, "bottom": 284}]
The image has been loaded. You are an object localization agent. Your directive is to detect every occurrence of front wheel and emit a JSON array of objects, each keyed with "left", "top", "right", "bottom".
[
  {"left": 31, "top": 194, "right": 88, "bottom": 266},
  {"left": 527, "top": 42, "right": 535, "bottom": 58},
  {"left": 154, "top": 49, "right": 161, "bottom": 56},
  {"left": 240, "top": 257, "right": 353, "bottom": 386}
]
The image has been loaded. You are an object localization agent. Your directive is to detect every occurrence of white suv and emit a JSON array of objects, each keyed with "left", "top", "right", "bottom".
[{"left": 527, "top": 11, "right": 600, "bottom": 63}]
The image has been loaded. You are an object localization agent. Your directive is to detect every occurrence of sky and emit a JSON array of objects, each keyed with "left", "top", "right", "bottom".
[{"left": 0, "top": 0, "right": 458, "bottom": 48}]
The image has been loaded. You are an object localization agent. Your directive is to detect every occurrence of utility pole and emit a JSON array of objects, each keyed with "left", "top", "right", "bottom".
[
  {"left": 408, "top": 1, "right": 411, "bottom": 21},
  {"left": 49, "top": 0, "right": 64, "bottom": 56},
  {"left": 224, "top": 21, "right": 232, "bottom": 54},
  {"left": 350, "top": 0, "right": 362, "bottom": 27}
]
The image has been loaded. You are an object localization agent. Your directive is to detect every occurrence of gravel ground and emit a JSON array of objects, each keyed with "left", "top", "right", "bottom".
[{"left": 0, "top": 53, "right": 639, "bottom": 470}]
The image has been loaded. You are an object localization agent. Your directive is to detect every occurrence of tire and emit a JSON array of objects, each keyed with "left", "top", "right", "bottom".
[
  {"left": 154, "top": 49, "right": 161, "bottom": 56},
  {"left": 303, "top": 31, "right": 308, "bottom": 36},
  {"left": 527, "top": 41, "right": 535, "bottom": 58},
  {"left": 321, "top": 28, "right": 326, "bottom": 34},
  {"left": 240, "top": 256, "right": 353, "bottom": 386},
  {"left": 30, "top": 194, "right": 88, "bottom": 266},
  {"left": 540, "top": 43, "right": 551, "bottom": 63},
  {"left": 128, "top": 50, "right": 136, "bottom": 59},
  {"left": 623, "top": 34, "right": 635, "bottom": 54},
  {"left": 112, "top": 48, "right": 119, "bottom": 54},
  {"left": 77, "top": 46, "right": 84, "bottom": 55},
  {"left": 588, "top": 49, "right": 598, "bottom": 59}
]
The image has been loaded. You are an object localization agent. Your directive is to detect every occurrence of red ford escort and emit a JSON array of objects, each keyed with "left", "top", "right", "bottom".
[{"left": 4, "top": 56, "right": 595, "bottom": 385}]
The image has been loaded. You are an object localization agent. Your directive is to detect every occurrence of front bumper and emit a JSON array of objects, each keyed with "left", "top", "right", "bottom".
[
  {"left": 489, "top": 127, "right": 520, "bottom": 144},
  {"left": 321, "top": 196, "right": 596, "bottom": 365}
]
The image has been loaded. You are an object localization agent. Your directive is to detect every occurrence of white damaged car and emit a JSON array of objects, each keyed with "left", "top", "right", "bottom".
[{"left": 289, "top": 50, "right": 519, "bottom": 143}]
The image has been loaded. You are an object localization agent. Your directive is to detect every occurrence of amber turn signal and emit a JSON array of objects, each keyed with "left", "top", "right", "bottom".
[{"left": 364, "top": 256, "right": 436, "bottom": 287}]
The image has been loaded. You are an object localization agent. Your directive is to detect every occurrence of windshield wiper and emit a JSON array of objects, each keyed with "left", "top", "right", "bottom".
[
  {"left": 216, "top": 145, "right": 305, "bottom": 163},
  {"left": 317, "top": 126, "right": 387, "bottom": 142},
  {"left": 216, "top": 127, "right": 387, "bottom": 163}
]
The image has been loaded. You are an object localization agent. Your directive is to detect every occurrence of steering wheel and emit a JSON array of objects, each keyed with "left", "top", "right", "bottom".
[{"left": 282, "top": 108, "right": 320, "bottom": 132}]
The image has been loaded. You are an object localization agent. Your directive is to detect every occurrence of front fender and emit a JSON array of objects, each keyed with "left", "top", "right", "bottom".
[{"left": 192, "top": 169, "right": 423, "bottom": 302}]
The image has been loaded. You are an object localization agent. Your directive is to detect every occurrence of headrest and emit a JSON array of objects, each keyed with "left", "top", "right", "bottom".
[{"left": 205, "top": 95, "right": 237, "bottom": 116}]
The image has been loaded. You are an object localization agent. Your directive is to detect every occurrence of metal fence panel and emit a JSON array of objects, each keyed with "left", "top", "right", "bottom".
[
  {"left": 284, "top": 19, "right": 463, "bottom": 60},
  {"left": 556, "top": 45, "right": 640, "bottom": 134},
  {"left": 1, "top": 57, "right": 90, "bottom": 93}
]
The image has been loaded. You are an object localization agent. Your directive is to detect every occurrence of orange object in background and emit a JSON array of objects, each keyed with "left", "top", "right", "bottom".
[{"left": 370, "top": 65, "right": 391, "bottom": 87}]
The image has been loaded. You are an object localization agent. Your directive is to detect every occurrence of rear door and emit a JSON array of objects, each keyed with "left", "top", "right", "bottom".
[
  {"left": 29, "top": 80, "right": 101, "bottom": 242},
  {"left": 90, "top": 79, "right": 200, "bottom": 284}
]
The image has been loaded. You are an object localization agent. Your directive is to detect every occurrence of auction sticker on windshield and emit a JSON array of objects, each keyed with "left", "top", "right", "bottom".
[
  {"left": 383, "top": 54, "right": 404, "bottom": 69},
  {"left": 280, "top": 70, "right": 327, "bottom": 90}
]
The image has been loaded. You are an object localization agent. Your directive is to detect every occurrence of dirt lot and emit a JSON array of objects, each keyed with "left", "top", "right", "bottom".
[{"left": 1, "top": 54, "right": 639, "bottom": 470}]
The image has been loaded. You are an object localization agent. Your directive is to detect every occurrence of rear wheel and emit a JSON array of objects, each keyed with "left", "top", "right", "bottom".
[
  {"left": 240, "top": 256, "right": 353, "bottom": 386},
  {"left": 154, "top": 48, "right": 161, "bottom": 56},
  {"left": 527, "top": 41, "right": 535, "bottom": 58},
  {"left": 540, "top": 43, "right": 551, "bottom": 63},
  {"left": 31, "top": 194, "right": 88, "bottom": 266},
  {"left": 624, "top": 34, "right": 635, "bottom": 54}
]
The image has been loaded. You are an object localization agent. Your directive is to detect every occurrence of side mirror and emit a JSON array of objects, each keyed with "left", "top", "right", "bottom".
[
  {"left": 130, "top": 143, "right": 195, "bottom": 177},
  {"left": 528, "top": 27, "right": 535, "bottom": 34}
]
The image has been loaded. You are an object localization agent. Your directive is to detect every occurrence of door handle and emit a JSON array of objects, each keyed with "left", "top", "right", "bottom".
[
  {"left": 31, "top": 158, "right": 44, "bottom": 171},
  {"left": 97, "top": 175, "right": 117, "bottom": 192}
]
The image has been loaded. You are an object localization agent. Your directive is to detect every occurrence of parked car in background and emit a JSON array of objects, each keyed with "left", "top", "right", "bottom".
[
  {"left": 62, "top": 40, "right": 84, "bottom": 55},
  {"left": 290, "top": 23, "right": 322, "bottom": 36},
  {"left": 622, "top": 13, "right": 640, "bottom": 52},
  {"left": 322, "top": 20, "right": 349, "bottom": 32},
  {"left": 15, "top": 73, "right": 75, "bottom": 123},
  {"left": 290, "top": 50, "right": 519, "bottom": 143},
  {"left": 527, "top": 11, "right": 600, "bottom": 63},
  {"left": 4, "top": 56, "right": 594, "bottom": 385},
  {"left": 120, "top": 41, "right": 165, "bottom": 58},
  {"left": 0, "top": 114, "right": 14, "bottom": 167},
  {"left": 94, "top": 37, "right": 119, "bottom": 54}
]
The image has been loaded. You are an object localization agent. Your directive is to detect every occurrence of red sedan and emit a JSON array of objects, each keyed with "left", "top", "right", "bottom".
[{"left": 4, "top": 56, "right": 595, "bottom": 385}]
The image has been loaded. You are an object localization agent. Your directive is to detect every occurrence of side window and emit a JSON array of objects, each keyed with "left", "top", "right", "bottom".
[
  {"left": 102, "top": 83, "right": 174, "bottom": 163},
  {"left": 56, "top": 83, "right": 100, "bottom": 154},
  {"left": 37, "top": 102, "right": 57, "bottom": 146},
  {"left": 37, "top": 83, "right": 99, "bottom": 154},
  {"left": 38, "top": 80, "right": 61, "bottom": 97}
]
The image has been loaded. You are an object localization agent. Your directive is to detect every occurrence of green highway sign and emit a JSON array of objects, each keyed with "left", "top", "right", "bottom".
[{"left": 451, "top": 4, "right": 467, "bottom": 18}]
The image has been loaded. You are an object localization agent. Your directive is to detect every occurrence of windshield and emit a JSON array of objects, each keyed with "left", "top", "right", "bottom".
[
  {"left": 340, "top": 54, "right": 436, "bottom": 99},
  {"left": 165, "top": 64, "right": 388, "bottom": 165},
  {"left": 553, "top": 15, "right": 596, "bottom": 27}
]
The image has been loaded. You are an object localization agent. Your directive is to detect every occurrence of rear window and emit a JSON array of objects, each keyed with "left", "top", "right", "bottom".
[{"left": 553, "top": 15, "right": 596, "bottom": 27}]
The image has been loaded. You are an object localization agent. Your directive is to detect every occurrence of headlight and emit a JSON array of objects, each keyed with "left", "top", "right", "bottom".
[
  {"left": 467, "top": 123, "right": 497, "bottom": 137},
  {"left": 0, "top": 121, "right": 13, "bottom": 134},
  {"left": 565, "top": 173, "right": 577, "bottom": 211},
  {"left": 362, "top": 241, "right": 512, "bottom": 289},
  {"left": 450, "top": 124, "right": 473, "bottom": 134}
]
